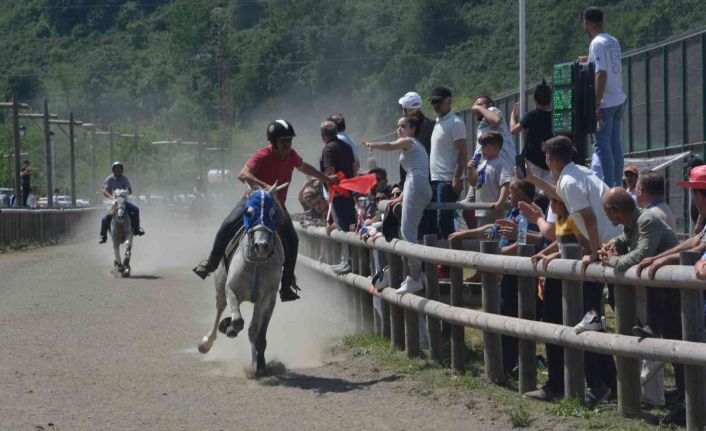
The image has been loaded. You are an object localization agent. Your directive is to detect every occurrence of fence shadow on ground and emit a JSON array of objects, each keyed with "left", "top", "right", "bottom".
[{"left": 274, "top": 372, "right": 401, "bottom": 394}]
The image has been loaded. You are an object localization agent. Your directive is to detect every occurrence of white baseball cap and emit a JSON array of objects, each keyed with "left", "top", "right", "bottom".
[{"left": 398, "top": 92, "right": 422, "bottom": 110}]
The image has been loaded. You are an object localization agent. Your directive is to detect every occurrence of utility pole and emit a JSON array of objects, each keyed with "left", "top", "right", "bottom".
[
  {"left": 519, "top": 0, "right": 527, "bottom": 153},
  {"left": 12, "top": 91, "right": 21, "bottom": 205},
  {"left": 43, "top": 99, "right": 54, "bottom": 208},
  {"left": 109, "top": 125, "right": 114, "bottom": 166},
  {"left": 133, "top": 124, "right": 139, "bottom": 191},
  {"left": 69, "top": 112, "right": 76, "bottom": 207}
]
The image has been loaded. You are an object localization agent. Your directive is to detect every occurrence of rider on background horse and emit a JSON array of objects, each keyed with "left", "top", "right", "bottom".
[
  {"left": 99, "top": 161, "right": 145, "bottom": 243},
  {"left": 193, "top": 119, "right": 339, "bottom": 302}
]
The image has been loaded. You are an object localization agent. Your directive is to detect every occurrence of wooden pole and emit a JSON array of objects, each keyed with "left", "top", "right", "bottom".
[
  {"left": 43, "top": 99, "right": 54, "bottom": 208},
  {"left": 450, "top": 237, "right": 466, "bottom": 373},
  {"left": 109, "top": 125, "right": 114, "bottom": 166},
  {"left": 517, "top": 243, "right": 537, "bottom": 394},
  {"left": 389, "top": 253, "right": 405, "bottom": 350},
  {"left": 349, "top": 247, "right": 360, "bottom": 330},
  {"left": 69, "top": 112, "right": 76, "bottom": 208},
  {"left": 90, "top": 116, "right": 97, "bottom": 203},
  {"left": 424, "top": 234, "right": 443, "bottom": 362},
  {"left": 133, "top": 124, "right": 139, "bottom": 192},
  {"left": 481, "top": 240, "right": 503, "bottom": 383},
  {"left": 358, "top": 247, "right": 374, "bottom": 333},
  {"left": 614, "top": 283, "right": 641, "bottom": 417},
  {"left": 12, "top": 91, "right": 21, "bottom": 206},
  {"left": 403, "top": 254, "right": 421, "bottom": 358},
  {"left": 561, "top": 244, "right": 584, "bottom": 399},
  {"left": 680, "top": 251, "right": 706, "bottom": 430}
]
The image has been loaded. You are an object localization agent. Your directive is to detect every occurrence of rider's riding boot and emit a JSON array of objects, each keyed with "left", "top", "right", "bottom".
[
  {"left": 98, "top": 235, "right": 107, "bottom": 244},
  {"left": 193, "top": 259, "right": 218, "bottom": 280},
  {"left": 134, "top": 227, "right": 145, "bottom": 236},
  {"left": 280, "top": 282, "right": 301, "bottom": 302}
]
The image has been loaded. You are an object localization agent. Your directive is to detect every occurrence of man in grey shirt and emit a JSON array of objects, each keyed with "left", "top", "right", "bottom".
[
  {"left": 635, "top": 170, "right": 676, "bottom": 230},
  {"left": 99, "top": 161, "right": 145, "bottom": 243}
]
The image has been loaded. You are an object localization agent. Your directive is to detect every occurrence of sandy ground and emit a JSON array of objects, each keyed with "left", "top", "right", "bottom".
[{"left": 0, "top": 209, "right": 531, "bottom": 431}]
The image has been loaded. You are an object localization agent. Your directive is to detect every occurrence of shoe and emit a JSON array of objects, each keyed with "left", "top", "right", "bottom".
[
  {"left": 134, "top": 227, "right": 145, "bottom": 236},
  {"left": 584, "top": 385, "right": 612, "bottom": 409},
  {"left": 280, "top": 282, "right": 301, "bottom": 302},
  {"left": 523, "top": 385, "right": 561, "bottom": 401},
  {"left": 632, "top": 324, "right": 655, "bottom": 338},
  {"left": 332, "top": 260, "right": 352, "bottom": 275},
  {"left": 98, "top": 235, "right": 107, "bottom": 244},
  {"left": 371, "top": 268, "right": 390, "bottom": 291},
  {"left": 661, "top": 406, "right": 686, "bottom": 426},
  {"left": 396, "top": 275, "right": 424, "bottom": 294},
  {"left": 436, "top": 264, "right": 449, "bottom": 280},
  {"left": 193, "top": 260, "right": 217, "bottom": 280},
  {"left": 574, "top": 310, "right": 604, "bottom": 334}
]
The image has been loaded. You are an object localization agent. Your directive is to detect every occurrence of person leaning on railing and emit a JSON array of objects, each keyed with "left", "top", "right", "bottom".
[{"left": 636, "top": 165, "right": 706, "bottom": 279}]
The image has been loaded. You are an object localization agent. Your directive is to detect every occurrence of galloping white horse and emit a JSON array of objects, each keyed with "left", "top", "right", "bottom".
[
  {"left": 198, "top": 183, "right": 287, "bottom": 376},
  {"left": 110, "top": 189, "right": 133, "bottom": 277}
]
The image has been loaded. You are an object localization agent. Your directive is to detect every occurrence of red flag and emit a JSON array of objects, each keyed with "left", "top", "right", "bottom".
[{"left": 328, "top": 173, "right": 378, "bottom": 201}]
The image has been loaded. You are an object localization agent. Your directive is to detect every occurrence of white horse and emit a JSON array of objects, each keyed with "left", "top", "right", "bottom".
[
  {"left": 198, "top": 183, "right": 287, "bottom": 376},
  {"left": 110, "top": 189, "right": 133, "bottom": 277}
]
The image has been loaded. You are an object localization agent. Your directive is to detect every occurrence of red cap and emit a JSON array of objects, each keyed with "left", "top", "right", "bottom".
[
  {"left": 678, "top": 165, "right": 706, "bottom": 190},
  {"left": 624, "top": 165, "right": 639, "bottom": 175}
]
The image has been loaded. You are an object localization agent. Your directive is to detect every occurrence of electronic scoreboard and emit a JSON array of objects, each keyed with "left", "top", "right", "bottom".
[{"left": 551, "top": 61, "right": 597, "bottom": 135}]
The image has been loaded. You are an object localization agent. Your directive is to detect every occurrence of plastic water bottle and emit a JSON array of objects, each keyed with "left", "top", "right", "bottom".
[
  {"left": 471, "top": 151, "right": 482, "bottom": 169},
  {"left": 517, "top": 215, "right": 528, "bottom": 246}
]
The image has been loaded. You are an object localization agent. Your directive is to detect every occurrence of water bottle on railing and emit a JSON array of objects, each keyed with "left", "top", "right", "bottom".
[{"left": 517, "top": 214, "right": 528, "bottom": 246}]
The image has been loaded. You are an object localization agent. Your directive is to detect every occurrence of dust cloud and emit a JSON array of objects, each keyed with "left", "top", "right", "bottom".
[{"left": 87, "top": 203, "right": 357, "bottom": 377}]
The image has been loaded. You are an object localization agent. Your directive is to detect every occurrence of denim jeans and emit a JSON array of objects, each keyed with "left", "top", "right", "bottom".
[
  {"left": 430, "top": 181, "right": 459, "bottom": 239},
  {"left": 591, "top": 102, "right": 626, "bottom": 187}
]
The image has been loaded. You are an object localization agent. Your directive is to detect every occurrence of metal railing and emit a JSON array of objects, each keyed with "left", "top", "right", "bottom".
[{"left": 296, "top": 224, "right": 706, "bottom": 429}]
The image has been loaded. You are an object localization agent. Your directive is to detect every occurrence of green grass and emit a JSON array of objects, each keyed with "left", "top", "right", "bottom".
[
  {"left": 342, "top": 334, "right": 680, "bottom": 430},
  {"left": 0, "top": 238, "right": 59, "bottom": 253}
]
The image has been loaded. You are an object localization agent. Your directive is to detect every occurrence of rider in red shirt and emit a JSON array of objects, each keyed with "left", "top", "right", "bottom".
[{"left": 193, "top": 120, "right": 338, "bottom": 302}]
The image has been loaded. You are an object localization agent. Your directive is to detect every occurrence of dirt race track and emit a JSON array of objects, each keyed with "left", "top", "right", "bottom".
[{"left": 0, "top": 211, "right": 520, "bottom": 431}]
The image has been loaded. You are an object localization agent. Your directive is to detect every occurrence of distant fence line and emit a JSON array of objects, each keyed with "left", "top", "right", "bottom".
[
  {"left": 0, "top": 207, "right": 101, "bottom": 244},
  {"left": 296, "top": 224, "right": 706, "bottom": 429}
]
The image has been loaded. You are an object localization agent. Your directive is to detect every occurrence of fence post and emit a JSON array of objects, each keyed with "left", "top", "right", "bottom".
[
  {"left": 424, "top": 234, "right": 443, "bottom": 362},
  {"left": 358, "top": 246, "right": 374, "bottom": 334},
  {"left": 614, "top": 283, "right": 641, "bottom": 417},
  {"left": 481, "top": 240, "right": 503, "bottom": 383},
  {"left": 517, "top": 243, "right": 537, "bottom": 394},
  {"left": 450, "top": 237, "right": 466, "bottom": 373},
  {"left": 350, "top": 246, "right": 360, "bottom": 331},
  {"left": 560, "top": 244, "right": 584, "bottom": 399},
  {"left": 388, "top": 252, "right": 404, "bottom": 349},
  {"left": 680, "top": 251, "right": 706, "bottom": 430}
]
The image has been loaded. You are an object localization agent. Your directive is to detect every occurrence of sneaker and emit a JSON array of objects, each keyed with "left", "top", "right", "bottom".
[
  {"left": 584, "top": 385, "right": 612, "bottom": 409},
  {"left": 523, "top": 385, "right": 561, "bottom": 401},
  {"left": 332, "top": 260, "right": 352, "bottom": 275},
  {"left": 396, "top": 275, "right": 424, "bottom": 294},
  {"left": 98, "top": 235, "right": 107, "bottom": 244},
  {"left": 632, "top": 324, "right": 655, "bottom": 339},
  {"left": 371, "top": 268, "right": 390, "bottom": 291},
  {"left": 193, "top": 260, "right": 217, "bottom": 280},
  {"left": 574, "top": 310, "right": 604, "bottom": 334}
]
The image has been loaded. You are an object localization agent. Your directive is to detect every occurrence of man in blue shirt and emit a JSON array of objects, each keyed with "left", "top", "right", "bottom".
[{"left": 99, "top": 161, "right": 145, "bottom": 243}]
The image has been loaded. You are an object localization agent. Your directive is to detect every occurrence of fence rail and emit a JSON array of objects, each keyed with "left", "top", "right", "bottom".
[
  {"left": 0, "top": 207, "right": 101, "bottom": 243},
  {"left": 295, "top": 224, "right": 706, "bottom": 429}
]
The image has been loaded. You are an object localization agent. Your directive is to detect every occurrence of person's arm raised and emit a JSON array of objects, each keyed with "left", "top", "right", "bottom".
[
  {"left": 363, "top": 138, "right": 412, "bottom": 152},
  {"left": 296, "top": 161, "right": 339, "bottom": 185}
]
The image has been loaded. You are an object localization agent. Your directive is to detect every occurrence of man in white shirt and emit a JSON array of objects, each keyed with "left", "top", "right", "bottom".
[
  {"left": 471, "top": 95, "right": 517, "bottom": 174},
  {"left": 580, "top": 7, "right": 627, "bottom": 187},
  {"left": 429, "top": 86, "right": 467, "bottom": 239}
]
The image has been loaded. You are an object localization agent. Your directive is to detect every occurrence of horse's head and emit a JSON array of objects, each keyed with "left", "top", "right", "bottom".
[
  {"left": 113, "top": 189, "right": 129, "bottom": 221},
  {"left": 242, "top": 183, "right": 286, "bottom": 261}
]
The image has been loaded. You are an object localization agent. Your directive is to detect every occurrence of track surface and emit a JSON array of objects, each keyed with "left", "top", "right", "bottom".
[{"left": 0, "top": 213, "right": 498, "bottom": 431}]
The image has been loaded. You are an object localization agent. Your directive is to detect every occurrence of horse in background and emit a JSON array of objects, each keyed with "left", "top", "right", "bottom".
[
  {"left": 110, "top": 189, "right": 133, "bottom": 277},
  {"left": 197, "top": 182, "right": 287, "bottom": 377}
]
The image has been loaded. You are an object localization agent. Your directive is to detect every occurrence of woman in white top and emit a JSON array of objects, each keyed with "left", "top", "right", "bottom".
[{"left": 364, "top": 112, "right": 432, "bottom": 294}]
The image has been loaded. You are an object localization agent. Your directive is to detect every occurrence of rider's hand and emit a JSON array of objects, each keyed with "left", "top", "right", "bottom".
[{"left": 326, "top": 175, "right": 340, "bottom": 185}]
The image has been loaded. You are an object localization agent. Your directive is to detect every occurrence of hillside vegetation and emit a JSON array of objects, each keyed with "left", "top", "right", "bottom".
[{"left": 1, "top": 0, "right": 705, "bottom": 194}]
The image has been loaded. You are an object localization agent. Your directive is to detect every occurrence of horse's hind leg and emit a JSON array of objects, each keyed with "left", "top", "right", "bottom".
[
  {"left": 249, "top": 293, "right": 277, "bottom": 377},
  {"left": 198, "top": 268, "right": 227, "bottom": 354}
]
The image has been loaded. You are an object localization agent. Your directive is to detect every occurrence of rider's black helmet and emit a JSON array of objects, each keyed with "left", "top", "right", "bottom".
[{"left": 266, "top": 119, "right": 296, "bottom": 142}]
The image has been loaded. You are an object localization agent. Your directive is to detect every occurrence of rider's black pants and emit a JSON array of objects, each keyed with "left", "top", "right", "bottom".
[
  {"left": 208, "top": 197, "right": 298, "bottom": 290},
  {"left": 100, "top": 202, "right": 140, "bottom": 236}
]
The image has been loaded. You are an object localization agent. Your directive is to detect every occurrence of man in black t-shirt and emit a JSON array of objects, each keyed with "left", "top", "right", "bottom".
[
  {"left": 510, "top": 80, "right": 553, "bottom": 179},
  {"left": 320, "top": 120, "right": 356, "bottom": 232}
]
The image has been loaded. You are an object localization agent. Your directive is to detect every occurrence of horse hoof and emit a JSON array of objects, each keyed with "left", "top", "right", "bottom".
[
  {"left": 198, "top": 337, "right": 213, "bottom": 354},
  {"left": 226, "top": 318, "right": 244, "bottom": 338},
  {"left": 218, "top": 317, "right": 232, "bottom": 335}
]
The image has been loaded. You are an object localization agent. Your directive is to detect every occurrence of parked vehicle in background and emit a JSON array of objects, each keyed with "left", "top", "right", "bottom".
[
  {"left": 0, "top": 188, "right": 13, "bottom": 208},
  {"left": 37, "top": 195, "right": 91, "bottom": 208}
]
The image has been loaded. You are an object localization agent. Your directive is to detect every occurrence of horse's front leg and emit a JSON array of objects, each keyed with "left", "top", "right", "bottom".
[
  {"left": 113, "top": 240, "right": 122, "bottom": 269},
  {"left": 198, "top": 267, "right": 227, "bottom": 353},
  {"left": 249, "top": 290, "right": 277, "bottom": 377},
  {"left": 223, "top": 275, "right": 244, "bottom": 338},
  {"left": 123, "top": 235, "right": 132, "bottom": 268}
]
